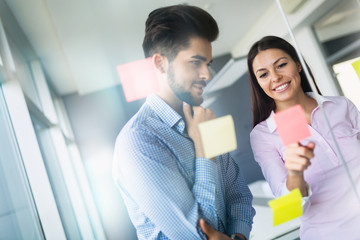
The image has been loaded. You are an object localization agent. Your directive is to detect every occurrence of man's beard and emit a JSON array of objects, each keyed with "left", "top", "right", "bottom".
[{"left": 167, "top": 64, "right": 203, "bottom": 106}]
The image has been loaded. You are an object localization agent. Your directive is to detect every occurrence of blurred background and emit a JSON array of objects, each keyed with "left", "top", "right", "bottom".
[{"left": 0, "top": 0, "right": 359, "bottom": 239}]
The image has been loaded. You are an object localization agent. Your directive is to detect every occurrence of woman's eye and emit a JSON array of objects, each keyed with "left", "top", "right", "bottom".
[
  {"left": 259, "top": 72, "right": 267, "bottom": 78},
  {"left": 278, "top": 62, "right": 287, "bottom": 68}
]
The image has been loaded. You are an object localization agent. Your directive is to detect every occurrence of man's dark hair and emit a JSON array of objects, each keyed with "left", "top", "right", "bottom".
[{"left": 142, "top": 4, "right": 219, "bottom": 61}]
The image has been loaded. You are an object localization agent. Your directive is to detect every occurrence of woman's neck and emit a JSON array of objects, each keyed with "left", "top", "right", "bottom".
[{"left": 275, "top": 91, "right": 318, "bottom": 124}]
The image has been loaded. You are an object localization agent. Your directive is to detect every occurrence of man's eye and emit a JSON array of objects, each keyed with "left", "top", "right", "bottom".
[{"left": 191, "top": 61, "right": 201, "bottom": 66}]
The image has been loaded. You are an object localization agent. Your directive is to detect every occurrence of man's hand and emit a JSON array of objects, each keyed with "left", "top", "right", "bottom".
[
  {"left": 199, "top": 219, "right": 231, "bottom": 240},
  {"left": 183, "top": 103, "right": 216, "bottom": 158}
]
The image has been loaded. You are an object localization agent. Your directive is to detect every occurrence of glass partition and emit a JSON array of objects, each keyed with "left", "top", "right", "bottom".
[
  {"left": 312, "top": 0, "right": 360, "bottom": 109},
  {"left": 30, "top": 114, "right": 82, "bottom": 239},
  {"left": 278, "top": 0, "right": 360, "bottom": 238},
  {"left": 0, "top": 83, "right": 44, "bottom": 239}
]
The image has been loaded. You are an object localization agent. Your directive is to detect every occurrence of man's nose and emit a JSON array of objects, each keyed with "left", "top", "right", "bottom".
[{"left": 200, "top": 65, "right": 212, "bottom": 81}]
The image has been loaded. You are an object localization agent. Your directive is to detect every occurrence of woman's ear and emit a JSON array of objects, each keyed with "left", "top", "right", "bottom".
[
  {"left": 297, "top": 63, "right": 302, "bottom": 72},
  {"left": 152, "top": 53, "right": 167, "bottom": 73}
]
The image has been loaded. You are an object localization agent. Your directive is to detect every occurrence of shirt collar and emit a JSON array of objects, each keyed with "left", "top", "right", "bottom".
[
  {"left": 146, "top": 94, "right": 186, "bottom": 134},
  {"left": 266, "top": 92, "right": 335, "bottom": 133}
]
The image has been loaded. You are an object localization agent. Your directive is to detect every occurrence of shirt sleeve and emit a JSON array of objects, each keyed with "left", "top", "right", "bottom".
[
  {"left": 280, "top": 181, "right": 312, "bottom": 209},
  {"left": 345, "top": 97, "right": 360, "bottom": 130},
  {"left": 251, "top": 125, "right": 312, "bottom": 209},
  {"left": 221, "top": 153, "right": 255, "bottom": 240},
  {"left": 250, "top": 126, "right": 288, "bottom": 197},
  {"left": 113, "top": 128, "right": 217, "bottom": 239}
]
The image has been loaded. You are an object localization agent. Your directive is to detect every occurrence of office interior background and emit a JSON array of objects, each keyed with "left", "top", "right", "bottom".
[{"left": 0, "top": 0, "right": 359, "bottom": 239}]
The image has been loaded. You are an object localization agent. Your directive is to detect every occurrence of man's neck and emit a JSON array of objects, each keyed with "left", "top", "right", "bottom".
[{"left": 156, "top": 92, "right": 184, "bottom": 117}]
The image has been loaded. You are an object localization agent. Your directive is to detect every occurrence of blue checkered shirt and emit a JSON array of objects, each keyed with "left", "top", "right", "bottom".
[{"left": 113, "top": 94, "right": 255, "bottom": 239}]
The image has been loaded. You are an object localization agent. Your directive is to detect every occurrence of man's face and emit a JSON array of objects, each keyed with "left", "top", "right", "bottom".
[{"left": 166, "top": 37, "right": 213, "bottom": 106}]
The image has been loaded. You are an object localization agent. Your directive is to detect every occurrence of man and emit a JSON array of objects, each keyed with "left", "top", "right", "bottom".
[{"left": 113, "top": 4, "right": 255, "bottom": 240}]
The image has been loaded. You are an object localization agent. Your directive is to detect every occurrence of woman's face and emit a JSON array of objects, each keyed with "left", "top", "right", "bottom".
[{"left": 252, "top": 48, "right": 303, "bottom": 106}]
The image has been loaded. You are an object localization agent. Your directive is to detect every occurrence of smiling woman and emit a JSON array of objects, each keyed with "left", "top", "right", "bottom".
[
  {"left": 247, "top": 36, "right": 318, "bottom": 126},
  {"left": 252, "top": 49, "right": 304, "bottom": 110},
  {"left": 248, "top": 35, "right": 360, "bottom": 240}
]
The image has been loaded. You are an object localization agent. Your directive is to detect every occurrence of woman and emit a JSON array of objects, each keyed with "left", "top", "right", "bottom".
[{"left": 247, "top": 35, "right": 360, "bottom": 239}]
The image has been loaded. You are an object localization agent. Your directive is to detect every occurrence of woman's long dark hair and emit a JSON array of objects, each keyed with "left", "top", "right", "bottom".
[{"left": 247, "top": 36, "right": 321, "bottom": 127}]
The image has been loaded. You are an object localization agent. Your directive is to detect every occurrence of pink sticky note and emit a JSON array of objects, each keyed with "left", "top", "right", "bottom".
[
  {"left": 273, "top": 104, "right": 311, "bottom": 146},
  {"left": 117, "top": 57, "right": 159, "bottom": 102}
]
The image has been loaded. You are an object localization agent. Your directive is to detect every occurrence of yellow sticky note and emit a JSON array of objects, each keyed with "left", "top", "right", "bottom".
[
  {"left": 198, "top": 115, "right": 237, "bottom": 159},
  {"left": 268, "top": 188, "right": 303, "bottom": 226},
  {"left": 352, "top": 59, "right": 360, "bottom": 80}
]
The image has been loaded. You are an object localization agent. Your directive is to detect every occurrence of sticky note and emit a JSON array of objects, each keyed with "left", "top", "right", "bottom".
[
  {"left": 351, "top": 58, "right": 360, "bottom": 80},
  {"left": 268, "top": 188, "right": 303, "bottom": 226},
  {"left": 273, "top": 104, "right": 311, "bottom": 146},
  {"left": 117, "top": 57, "right": 159, "bottom": 102},
  {"left": 198, "top": 115, "right": 237, "bottom": 159}
]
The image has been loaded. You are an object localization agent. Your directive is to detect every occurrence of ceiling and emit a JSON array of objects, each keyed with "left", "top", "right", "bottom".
[
  {"left": 5, "top": 0, "right": 273, "bottom": 96},
  {"left": 5, "top": 0, "right": 358, "bottom": 97},
  {"left": 314, "top": 0, "right": 360, "bottom": 42}
]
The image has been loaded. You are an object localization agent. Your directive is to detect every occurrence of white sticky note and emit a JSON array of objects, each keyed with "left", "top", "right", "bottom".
[{"left": 198, "top": 115, "right": 237, "bottom": 159}]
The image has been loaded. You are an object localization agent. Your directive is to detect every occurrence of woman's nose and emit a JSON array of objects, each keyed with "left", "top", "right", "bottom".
[{"left": 271, "top": 71, "right": 282, "bottom": 82}]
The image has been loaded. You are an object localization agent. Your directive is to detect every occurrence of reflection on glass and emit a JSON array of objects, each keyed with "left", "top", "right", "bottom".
[
  {"left": 0, "top": 84, "right": 43, "bottom": 239},
  {"left": 30, "top": 115, "right": 82, "bottom": 239},
  {"left": 313, "top": 0, "right": 360, "bottom": 105},
  {"left": 271, "top": 0, "right": 360, "bottom": 238},
  {"left": 333, "top": 57, "right": 360, "bottom": 109}
]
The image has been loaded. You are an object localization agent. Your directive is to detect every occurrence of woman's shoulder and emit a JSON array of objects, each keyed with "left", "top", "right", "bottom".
[
  {"left": 250, "top": 118, "right": 273, "bottom": 138},
  {"left": 250, "top": 117, "right": 282, "bottom": 151},
  {"left": 323, "top": 95, "right": 347, "bottom": 102},
  {"left": 321, "top": 95, "right": 354, "bottom": 109}
]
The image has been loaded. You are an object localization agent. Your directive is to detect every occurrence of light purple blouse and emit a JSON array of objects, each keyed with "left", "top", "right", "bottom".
[{"left": 250, "top": 93, "right": 360, "bottom": 239}]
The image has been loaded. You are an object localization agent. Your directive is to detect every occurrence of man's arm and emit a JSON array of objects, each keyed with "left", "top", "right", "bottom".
[
  {"left": 182, "top": 103, "right": 220, "bottom": 229},
  {"left": 113, "top": 129, "right": 218, "bottom": 239},
  {"left": 222, "top": 154, "right": 255, "bottom": 240}
]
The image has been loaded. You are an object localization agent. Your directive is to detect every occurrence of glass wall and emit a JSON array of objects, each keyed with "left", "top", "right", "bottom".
[
  {"left": 313, "top": 0, "right": 360, "bottom": 109},
  {"left": 30, "top": 114, "right": 82, "bottom": 239},
  {"left": 0, "top": 83, "right": 44, "bottom": 239},
  {"left": 0, "top": 3, "right": 105, "bottom": 238}
]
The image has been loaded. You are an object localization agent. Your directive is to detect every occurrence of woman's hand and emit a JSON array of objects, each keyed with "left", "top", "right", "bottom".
[
  {"left": 284, "top": 142, "right": 315, "bottom": 196},
  {"left": 284, "top": 142, "right": 315, "bottom": 175}
]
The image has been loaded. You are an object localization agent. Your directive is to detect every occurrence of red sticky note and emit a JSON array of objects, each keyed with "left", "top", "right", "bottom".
[
  {"left": 117, "top": 57, "right": 159, "bottom": 102},
  {"left": 273, "top": 104, "right": 311, "bottom": 146}
]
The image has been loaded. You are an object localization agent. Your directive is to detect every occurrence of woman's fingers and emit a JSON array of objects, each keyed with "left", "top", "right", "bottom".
[{"left": 285, "top": 142, "right": 315, "bottom": 173}]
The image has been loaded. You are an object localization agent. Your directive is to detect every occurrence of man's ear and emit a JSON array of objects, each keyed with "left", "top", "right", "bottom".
[{"left": 152, "top": 53, "right": 167, "bottom": 73}]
